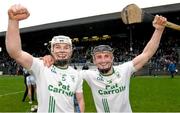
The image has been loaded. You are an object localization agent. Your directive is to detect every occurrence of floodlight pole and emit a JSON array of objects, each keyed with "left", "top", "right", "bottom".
[
  {"left": 129, "top": 25, "right": 133, "bottom": 60},
  {"left": 129, "top": 26, "right": 133, "bottom": 50}
]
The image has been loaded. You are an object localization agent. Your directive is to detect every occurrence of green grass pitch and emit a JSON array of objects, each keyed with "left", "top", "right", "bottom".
[{"left": 0, "top": 75, "right": 180, "bottom": 112}]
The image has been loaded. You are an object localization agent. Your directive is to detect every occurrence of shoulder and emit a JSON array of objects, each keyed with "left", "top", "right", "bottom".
[
  {"left": 116, "top": 61, "right": 133, "bottom": 68},
  {"left": 68, "top": 66, "right": 78, "bottom": 73},
  {"left": 33, "top": 57, "right": 43, "bottom": 63},
  {"left": 80, "top": 69, "right": 97, "bottom": 74},
  {"left": 115, "top": 61, "right": 136, "bottom": 71},
  {"left": 30, "top": 57, "right": 45, "bottom": 72},
  {"left": 79, "top": 69, "right": 98, "bottom": 80},
  {"left": 32, "top": 57, "right": 45, "bottom": 67}
]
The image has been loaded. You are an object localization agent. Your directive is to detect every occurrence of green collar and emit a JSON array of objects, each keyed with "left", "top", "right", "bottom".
[
  {"left": 99, "top": 67, "right": 115, "bottom": 76},
  {"left": 54, "top": 65, "right": 68, "bottom": 70}
]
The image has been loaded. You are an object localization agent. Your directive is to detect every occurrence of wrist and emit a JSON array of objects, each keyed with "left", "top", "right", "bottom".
[
  {"left": 155, "top": 27, "right": 165, "bottom": 32},
  {"left": 8, "top": 19, "right": 19, "bottom": 26}
]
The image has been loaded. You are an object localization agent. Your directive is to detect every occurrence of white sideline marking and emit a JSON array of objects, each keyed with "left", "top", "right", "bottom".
[{"left": 0, "top": 91, "right": 24, "bottom": 97}]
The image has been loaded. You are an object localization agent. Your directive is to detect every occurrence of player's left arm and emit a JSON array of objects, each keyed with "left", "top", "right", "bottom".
[
  {"left": 76, "top": 92, "right": 85, "bottom": 112},
  {"left": 132, "top": 15, "right": 166, "bottom": 71}
]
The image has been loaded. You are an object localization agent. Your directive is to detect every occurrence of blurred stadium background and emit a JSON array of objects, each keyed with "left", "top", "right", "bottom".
[{"left": 0, "top": 3, "right": 180, "bottom": 112}]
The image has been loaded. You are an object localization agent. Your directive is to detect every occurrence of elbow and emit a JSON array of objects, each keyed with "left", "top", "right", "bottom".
[
  {"left": 7, "top": 49, "right": 22, "bottom": 59},
  {"left": 6, "top": 45, "right": 22, "bottom": 59},
  {"left": 142, "top": 51, "right": 154, "bottom": 61}
]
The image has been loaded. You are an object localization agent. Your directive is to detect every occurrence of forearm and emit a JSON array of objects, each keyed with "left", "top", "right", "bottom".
[
  {"left": 142, "top": 28, "right": 164, "bottom": 59},
  {"left": 132, "top": 28, "right": 164, "bottom": 71},
  {"left": 5, "top": 19, "right": 22, "bottom": 58},
  {"left": 76, "top": 93, "right": 85, "bottom": 113},
  {"left": 132, "top": 15, "right": 166, "bottom": 71},
  {"left": 5, "top": 4, "right": 33, "bottom": 69},
  {"left": 79, "top": 99, "right": 85, "bottom": 113}
]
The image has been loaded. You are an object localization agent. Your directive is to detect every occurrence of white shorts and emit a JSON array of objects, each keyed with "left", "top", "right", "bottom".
[{"left": 26, "top": 75, "right": 36, "bottom": 86}]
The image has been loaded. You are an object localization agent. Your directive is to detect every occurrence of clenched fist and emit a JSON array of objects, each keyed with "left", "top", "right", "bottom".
[
  {"left": 153, "top": 15, "right": 167, "bottom": 31},
  {"left": 8, "top": 4, "right": 30, "bottom": 21}
]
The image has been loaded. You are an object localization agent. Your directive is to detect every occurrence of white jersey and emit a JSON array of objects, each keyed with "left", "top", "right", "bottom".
[
  {"left": 80, "top": 61, "right": 136, "bottom": 113},
  {"left": 26, "top": 75, "right": 36, "bottom": 85},
  {"left": 30, "top": 58, "right": 83, "bottom": 113}
]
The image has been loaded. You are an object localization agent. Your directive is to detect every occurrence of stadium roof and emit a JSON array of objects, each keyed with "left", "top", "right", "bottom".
[
  {"left": 0, "top": 3, "right": 180, "bottom": 37},
  {"left": 0, "top": 3, "right": 180, "bottom": 53}
]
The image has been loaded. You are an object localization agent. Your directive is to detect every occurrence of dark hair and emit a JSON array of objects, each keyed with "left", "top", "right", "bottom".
[{"left": 92, "top": 45, "right": 114, "bottom": 55}]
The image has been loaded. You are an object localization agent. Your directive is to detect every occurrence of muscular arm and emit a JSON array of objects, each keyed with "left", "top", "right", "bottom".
[
  {"left": 5, "top": 4, "right": 33, "bottom": 69},
  {"left": 132, "top": 15, "right": 166, "bottom": 71},
  {"left": 76, "top": 92, "right": 85, "bottom": 112}
]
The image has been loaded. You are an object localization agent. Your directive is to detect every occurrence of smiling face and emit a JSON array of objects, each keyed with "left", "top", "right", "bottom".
[
  {"left": 52, "top": 43, "right": 72, "bottom": 61},
  {"left": 50, "top": 35, "right": 72, "bottom": 67},
  {"left": 93, "top": 52, "right": 114, "bottom": 72},
  {"left": 92, "top": 45, "right": 114, "bottom": 74}
]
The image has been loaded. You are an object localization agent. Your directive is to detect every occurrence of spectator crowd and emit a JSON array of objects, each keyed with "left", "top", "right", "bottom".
[{"left": 0, "top": 35, "right": 179, "bottom": 75}]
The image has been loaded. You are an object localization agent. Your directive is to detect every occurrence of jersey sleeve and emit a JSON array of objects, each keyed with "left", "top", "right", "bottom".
[
  {"left": 29, "top": 57, "right": 44, "bottom": 79},
  {"left": 75, "top": 71, "right": 83, "bottom": 93},
  {"left": 118, "top": 61, "right": 136, "bottom": 78},
  {"left": 79, "top": 70, "right": 95, "bottom": 87},
  {"left": 128, "top": 61, "right": 137, "bottom": 74},
  {"left": 79, "top": 70, "right": 91, "bottom": 80}
]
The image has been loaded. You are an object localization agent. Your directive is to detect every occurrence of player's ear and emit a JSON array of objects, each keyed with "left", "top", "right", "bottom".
[
  {"left": 70, "top": 47, "right": 73, "bottom": 57},
  {"left": 112, "top": 57, "right": 114, "bottom": 63},
  {"left": 92, "top": 56, "right": 96, "bottom": 65},
  {"left": 112, "top": 54, "right": 114, "bottom": 61}
]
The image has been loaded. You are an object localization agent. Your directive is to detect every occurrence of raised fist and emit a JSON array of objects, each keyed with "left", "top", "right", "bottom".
[
  {"left": 153, "top": 15, "right": 167, "bottom": 30},
  {"left": 8, "top": 4, "right": 30, "bottom": 21}
]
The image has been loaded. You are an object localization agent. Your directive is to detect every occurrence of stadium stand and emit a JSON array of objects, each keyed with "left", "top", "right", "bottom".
[{"left": 0, "top": 3, "right": 179, "bottom": 75}]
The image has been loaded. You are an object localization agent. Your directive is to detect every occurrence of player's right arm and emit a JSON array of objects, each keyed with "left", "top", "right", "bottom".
[
  {"left": 5, "top": 4, "right": 33, "bottom": 69},
  {"left": 132, "top": 15, "right": 166, "bottom": 71}
]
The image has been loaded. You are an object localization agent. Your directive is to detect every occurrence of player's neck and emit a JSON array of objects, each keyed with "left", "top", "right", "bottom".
[
  {"left": 100, "top": 67, "right": 114, "bottom": 76},
  {"left": 54, "top": 60, "right": 69, "bottom": 69}
]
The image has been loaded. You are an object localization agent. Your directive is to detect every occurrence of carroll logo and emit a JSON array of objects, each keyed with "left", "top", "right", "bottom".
[
  {"left": 48, "top": 84, "right": 74, "bottom": 97},
  {"left": 98, "top": 83, "right": 126, "bottom": 95}
]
